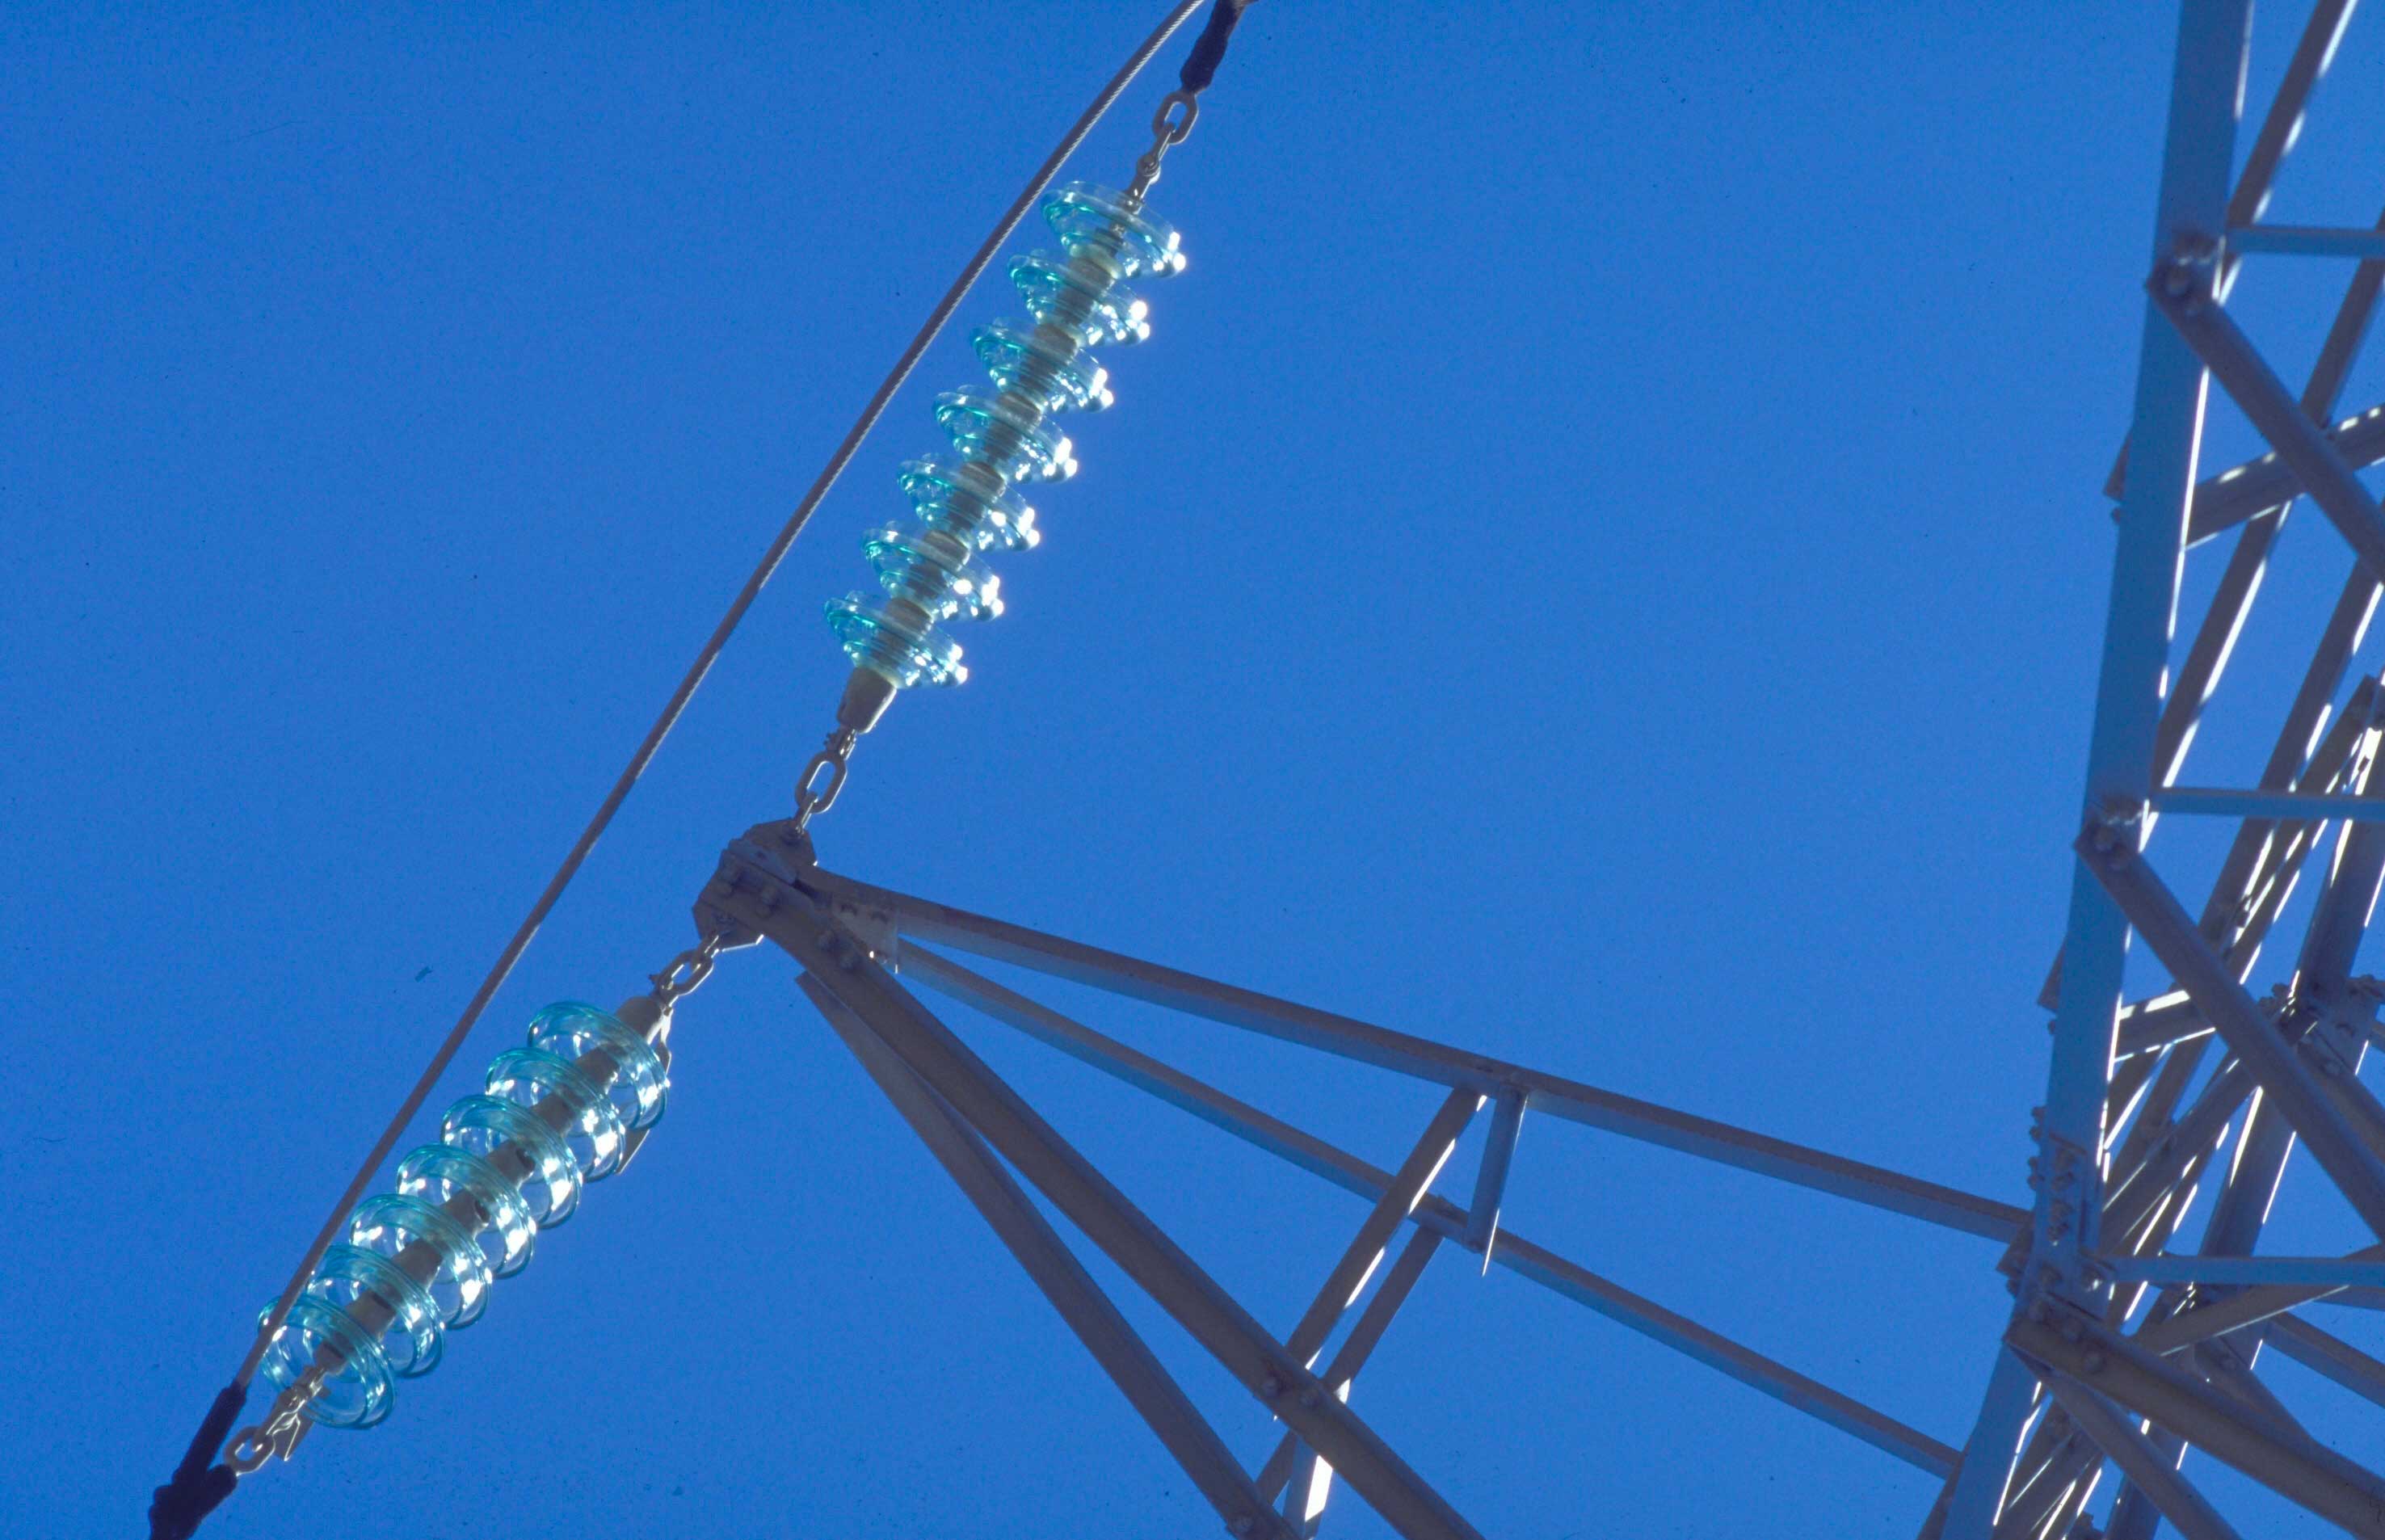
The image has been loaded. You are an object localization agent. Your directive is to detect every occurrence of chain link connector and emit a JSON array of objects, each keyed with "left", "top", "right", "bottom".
[
  {"left": 793, "top": 726, "right": 860, "bottom": 834},
  {"left": 651, "top": 931, "right": 726, "bottom": 1007},
  {"left": 1125, "top": 90, "right": 1200, "bottom": 207},
  {"left": 225, "top": 1369, "right": 322, "bottom": 1475}
]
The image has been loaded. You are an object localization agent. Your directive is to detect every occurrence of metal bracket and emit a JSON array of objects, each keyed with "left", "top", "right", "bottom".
[{"left": 696, "top": 818, "right": 898, "bottom": 966}]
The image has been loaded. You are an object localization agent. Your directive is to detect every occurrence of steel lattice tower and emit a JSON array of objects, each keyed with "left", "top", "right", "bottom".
[{"left": 166, "top": 4, "right": 2385, "bottom": 1538}]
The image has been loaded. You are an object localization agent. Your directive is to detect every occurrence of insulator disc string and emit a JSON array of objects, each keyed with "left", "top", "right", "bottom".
[{"left": 226, "top": 0, "right": 1214, "bottom": 1409}]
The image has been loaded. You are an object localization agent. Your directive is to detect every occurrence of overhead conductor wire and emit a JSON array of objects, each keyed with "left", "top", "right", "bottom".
[{"left": 154, "top": 3, "right": 1228, "bottom": 1536}]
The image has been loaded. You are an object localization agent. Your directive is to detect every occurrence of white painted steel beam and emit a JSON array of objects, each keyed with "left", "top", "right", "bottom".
[
  {"left": 2182, "top": 401, "right": 2385, "bottom": 545},
  {"left": 2231, "top": 224, "right": 2385, "bottom": 259},
  {"left": 2009, "top": 1315, "right": 2385, "bottom": 1535},
  {"left": 2152, "top": 270, "right": 2385, "bottom": 587},
  {"left": 2265, "top": 1313, "right": 2385, "bottom": 1411},
  {"left": 797, "top": 974, "right": 1298, "bottom": 1540},
  {"left": 1951, "top": 2, "right": 2256, "bottom": 1533},
  {"left": 812, "top": 874, "right": 2025, "bottom": 1240},
  {"left": 2044, "top": 1372, "right": 2246, "bottom": 1540},
  {"left": 2077, "top": 836, "right": 2385, "bottom": 1241},
  {"left": 2152, "top": 787, "right": 2385, "bottom": 822},
  {"left": 2105, "top": 1254, "right": 2385, "bottom": 1288},
  {"left": 1462, "top": 1088, "right": 1525, "bottom": 1266},
  {"left": 1283, "top": 1088, "right": 1477, "bottom": 1370},
  {"left": 2137, "top": 1244, "right": 2385, "bottom": 1353},
  {"left": 1256, "top": 1231, "right": 1443, "bottom": 1506}
]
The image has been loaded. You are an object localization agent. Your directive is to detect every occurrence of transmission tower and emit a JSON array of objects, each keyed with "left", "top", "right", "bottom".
[{"left": 146, "top": 2, "right": 2385, "bottom": 1538}]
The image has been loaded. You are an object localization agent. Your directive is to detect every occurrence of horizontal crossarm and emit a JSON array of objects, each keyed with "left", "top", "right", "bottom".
[
  {"left": 2152, "top": 787, "right": 2385, "bottom": 822},
  {"left": 811, "top": 873, "right": 2022, "bottom": 1239},
  {"left": 2104, "top": 1255, "right": 2385, "bottom": 1288},
  {"left": 2138, "top": 1243, "right": 2385, "bottom": 1352}
]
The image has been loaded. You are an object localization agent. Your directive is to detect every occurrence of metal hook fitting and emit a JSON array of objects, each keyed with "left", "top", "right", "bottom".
[{"left": 225, "top": 1370, "right": 322, "bottom": 1475}]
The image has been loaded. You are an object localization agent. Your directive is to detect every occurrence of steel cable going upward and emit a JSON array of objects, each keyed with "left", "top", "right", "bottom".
[{"left": 150, "top": 3, "right": 1231, "bottom": 1534}]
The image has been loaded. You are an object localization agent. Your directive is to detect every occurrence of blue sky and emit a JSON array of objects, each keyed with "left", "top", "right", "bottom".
[{"left": 10, "top": 2, "right": 2385, "bottom": 1536}]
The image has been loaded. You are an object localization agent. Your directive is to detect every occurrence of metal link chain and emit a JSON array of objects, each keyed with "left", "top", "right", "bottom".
[
  {"left": 1125, "top": 89, "right": 1199, "bottom": 206},
  {"left": 651, "top": 931, "right": 728, "bottom": 1006},
  {"left": 793, "top": 726, "right": 860, "bottom": 833}
]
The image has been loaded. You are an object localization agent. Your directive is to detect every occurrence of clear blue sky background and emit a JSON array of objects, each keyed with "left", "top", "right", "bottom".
[{"left": 11, "top": 3, "right": 2385, "bottom": 1536}]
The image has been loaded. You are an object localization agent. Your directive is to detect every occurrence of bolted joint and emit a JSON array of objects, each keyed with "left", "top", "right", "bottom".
[
  {"left": 2081, "top": 814, "right": 2138, "bottom": 867},
  {"left": 2154, "top": 233, "right": 2220, "bottom": 310}
]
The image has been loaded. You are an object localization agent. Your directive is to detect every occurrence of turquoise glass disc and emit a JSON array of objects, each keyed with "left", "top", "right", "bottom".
[
  {"left": 1042, "top": 182, "right": 1186, "bottom": 278},
  {"left": 346, "top": 1193, "right": 493, "bottom": 1328},
  {"left": 827, "top": 595, "right": 966, "bottom": 688},
  {"left": 441, "top": 1093, "right": 583, "bottom": 1227},
  {"left": 1008, "top": 255, "right": 1150, "bottom": 347},
  {"left": 933, "top": 390, "right": 1076, "bottom": 482},
  {"left": 526, "top": 1001, "right": 668, "bottom": 1131},
  {"left": 397, "top": 1143, "right": 536, "bottom": 1278},
  {"left": 255, "top": 1295, "right": 394, "bottom": 1430},
  {"left": 971, "top": 321, "right": 1111, "bottom": 413},
  {"left": 863, "top": 526, "right": 1001, "bottom": 621},
  {"left": 897, "top": 457, "right": 1039, "bottom": 551},
  {"left": 486, "top": 1046, "right": 627, "bottom": 1183},
  {"left": 308, "top": 1242, "right": 444, "bottom": 1378}
]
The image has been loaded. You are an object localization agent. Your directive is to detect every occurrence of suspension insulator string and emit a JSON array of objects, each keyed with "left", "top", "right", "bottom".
[
  {"left": 154, "top": 6, "right": 1230, "bottom": 1534},
  {"left": 798, "top": 0, "right": 1256, "bottom": 836},
  {"left": 224, "top": 985, "right": 689, "bottom": 1464}
]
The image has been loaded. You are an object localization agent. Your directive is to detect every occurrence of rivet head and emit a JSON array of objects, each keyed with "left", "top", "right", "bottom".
[
  {"left": 2081, "top": 1349, "right": 2107, "bottom": 1374},
  {"left": 1231, "top": 1519, "right": 1256, "bottom": 1536},
  {"left": 1259, "top": 1375, "right": 1284, "bottom": 1399}
]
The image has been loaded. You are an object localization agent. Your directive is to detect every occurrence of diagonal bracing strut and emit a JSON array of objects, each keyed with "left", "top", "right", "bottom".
[
  {"left": 894, "top": 937, "right": 1961, "bottom": 1476},
  {"left": 797, "top": 971, "right": 1299, "bottom": 1540},
  {"left": 705, "top": 847, "right": 1489, "bottom": 1540}
]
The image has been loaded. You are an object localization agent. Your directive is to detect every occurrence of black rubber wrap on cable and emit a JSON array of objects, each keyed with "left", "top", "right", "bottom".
[
  {"left": 147, "top": 1382, "right": 246, "bottom": 1540},
  {"left": 1178, "top": 0, "right": 1251, "bottom": 95}
]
